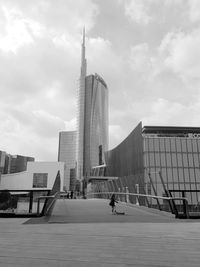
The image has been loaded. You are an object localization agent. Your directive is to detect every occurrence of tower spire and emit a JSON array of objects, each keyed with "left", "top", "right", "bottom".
[
  {"left": 83, "top": 26, "right": 85, "bottom": 46},
  {"left": 81, "top": 26, "right": 87, "bottom": 77}
]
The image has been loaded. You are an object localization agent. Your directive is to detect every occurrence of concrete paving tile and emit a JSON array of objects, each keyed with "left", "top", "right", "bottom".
[
  {"left": 1, "top": 199, "right": 200, "bottom": 266},
  {"left": 100, "top": 264, "right": 127, "bottom": 267}
]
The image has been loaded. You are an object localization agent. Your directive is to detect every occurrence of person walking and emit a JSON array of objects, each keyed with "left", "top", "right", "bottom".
[{"left": 109, "top": 194, "right": 118, "bottom": 214}]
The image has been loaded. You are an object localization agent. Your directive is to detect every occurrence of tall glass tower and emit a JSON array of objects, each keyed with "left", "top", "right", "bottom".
[
  {"left": 76, "top": 28, "right": 87, "bottom": 181},
  {"left": 76, "top": 30, "right": 108, "bottom": 181}
]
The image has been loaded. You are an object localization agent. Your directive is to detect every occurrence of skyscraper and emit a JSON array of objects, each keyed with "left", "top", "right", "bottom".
[
  {"left": 58, "top": 131, "right": 76, "bottom": 190},
  {"left": 76, "top": 28, "right": 87, "bottom": 181},
  {"left": 76, "top": 29, "right": 108, "bottom": 181}
]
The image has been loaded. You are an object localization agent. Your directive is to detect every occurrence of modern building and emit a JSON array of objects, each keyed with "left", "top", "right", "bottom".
[
  {"left": 58, "top": 131, "right": 76, "bottom": 191},
  {"left": 0, "top": 151, "right": 6, "bottom": 174},
  {"left": 0, "top": 161, "right": 64, "bottom": 214},
  {"left": 83, "top": 74, "right": 108, "bottom": 177},
  {"left": 9, "top": 155, "right": 34, "bottom": 173},
  {"left": 76, "top": 29, "right": 109, "bottom": 182},
  {"left": 76, "top": 29, "right": 87, "bottom": 181},
  {"left": 92, "top": 122, "right": 200, "bottom": 210},
  {"left": 0, "top": 161, "right": 64, "bottom": 191},
  {"left": 0, "top": 150, "right": 34, "bottom": 174}
]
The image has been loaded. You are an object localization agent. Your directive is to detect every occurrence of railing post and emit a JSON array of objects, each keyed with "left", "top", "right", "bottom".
[
  {"left": 118, "top": 188, "right": 121, "bottom": 201},
  {"left": 158, "top": 171, "right": 178, "bottom": 216},
  {"left": 125, "top": 187, "right": 129, "bottom": 203},
  {"left": 135, "top": 184, "right": 139, "bottom": 205},
  {"left": 29, "top": 191, "right": 33, "bottom": 213},
  {"left": 148, "top": 172, "right": 162, "bottom": 210},
  {"left": 144, "top": 183, "right": 150, "bottom": 207},
  {"left": 37, "top": 198, "right": 40, "bottom": 216},
  {"left": 182, "top": 191, "right": 189, "bottom": 218}
]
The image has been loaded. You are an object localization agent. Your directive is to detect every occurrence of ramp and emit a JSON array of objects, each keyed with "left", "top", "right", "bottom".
[{"left": 48, "top": 199, "right": 177, "bottom": 223}]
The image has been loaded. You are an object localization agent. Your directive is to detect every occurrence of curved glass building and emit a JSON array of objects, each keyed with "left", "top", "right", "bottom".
[{"left": 93, "top": 122, "right": 200, "bottom": 213}]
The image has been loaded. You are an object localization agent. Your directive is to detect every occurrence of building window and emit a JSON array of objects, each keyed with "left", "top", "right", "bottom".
[{"left": 33, "top": 173, "right": 48, "bottom": 188}]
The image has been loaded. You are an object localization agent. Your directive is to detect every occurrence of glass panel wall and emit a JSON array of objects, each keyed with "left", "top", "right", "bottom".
[{"left": 144, "top": 136, "right": 200, "bottom": 208}]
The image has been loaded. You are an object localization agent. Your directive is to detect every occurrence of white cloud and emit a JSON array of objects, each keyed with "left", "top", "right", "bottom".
[
  {"left": 109, "top": 125, "right": 126, "bottom": 149},
  {"left": 64, "top": 118, "right": 76, "bottom": 131},
  {"left": 0, "top": 5, "right": 45, "bottom": 53},
  {"left": 129, "top": 43, "right": 152, "bottom": 72},
  {"left": 163, "top": 0, "right": 183, "bottom": 6},
  {"left": 120, "top": 0, "right": 186, "bottom": 27},
  {"left": 0, "top": 0, "right": 99, "bottom": 160},
  {"left": 0, "top": 107, "right": 67, "bottom": 160},
  {"left": 32, "top": 110, "right": 65, "bottom": 137},
  {"left": 142, "top": 97, "right": 200, "bottom": 127},
  {"left": 124, "top": 0, "right": 151, "bottom": 25},
  {"left": 1, "top": 0, "right": 200, "bottom": 161},
  {"left": 160, "top": 29, "right": 200, "bottom": 80},
  {"left": 0, "top": 0, "right": 99, "bottom": 33},
  {"left": 87, "top": 36, "right": 123, "bottom": 84},
  {"left": 188, "top": 0, "right": 200, "bottom": 22}
]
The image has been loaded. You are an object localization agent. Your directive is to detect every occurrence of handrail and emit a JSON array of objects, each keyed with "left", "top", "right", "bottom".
[
  {"left": 87, "top": 191, "right": 187, "bottom": 201},
  {"left": 37, "top": 192, "right": 60, "bottom": 216},
  {"left": 86, "top": 191, "right": 189, "bottom": 218}
]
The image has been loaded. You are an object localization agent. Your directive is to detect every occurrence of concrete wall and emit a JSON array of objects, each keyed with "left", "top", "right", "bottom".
[{"left": 0, "top": 161, "right": 64, "bottom": 191}]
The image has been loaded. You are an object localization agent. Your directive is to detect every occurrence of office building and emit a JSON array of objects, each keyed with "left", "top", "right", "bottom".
[
  {"left": 0, "top": 161, "right": 64, "bottom": 191},
  {"left": 92, "top": 122, "right": 200, "bottom": 209},
  {"left": 58, "top": 131, "right": 76, "bottom": 191},
  {"left": 0, "top": 150, "right": 34, "bottom": 174},
  {"left": 76, "top": 29, "right": 108, "bottom": 181}
]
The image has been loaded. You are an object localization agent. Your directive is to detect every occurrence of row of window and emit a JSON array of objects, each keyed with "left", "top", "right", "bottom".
[
  {"left": 146, "top": 167, "right": 200, "bottom": 184},
  {"left": 145, "top": 152, "right": 200, "bottom": 168},
  {"left": 144, "top": 137, "right": 200, "bottom": 153}
]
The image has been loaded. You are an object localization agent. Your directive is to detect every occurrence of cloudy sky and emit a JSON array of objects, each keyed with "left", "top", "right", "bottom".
[{"left": 0, "top": 0, "right": 200, "bottom": 161}]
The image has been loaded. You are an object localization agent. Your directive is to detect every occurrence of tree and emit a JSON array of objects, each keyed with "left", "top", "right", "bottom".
[{"left": 0, "top": 190, "right": 11, "bottom": 210}]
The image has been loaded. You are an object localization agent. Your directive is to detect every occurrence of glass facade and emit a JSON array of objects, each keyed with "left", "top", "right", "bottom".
[
  {"left": 0, "top": 151, "right": 34, "bottom": 174},
  {"left": 76, "top": 29, "right": 87, "bottom": 180},
  {"left": 91, "top": 123, "right": 200, "bottom": 211},
  {"left": 58, "top": 131, "right": 76, "bottom": 191},
  {"left": 76, "top": 30, "right": 108, "bottom": 181},
  {"left": 144, "top": 136, "right": 200, "bottom": 206},
  {"left": 84, "top": 74, "right": 108, "bottom": 177}
]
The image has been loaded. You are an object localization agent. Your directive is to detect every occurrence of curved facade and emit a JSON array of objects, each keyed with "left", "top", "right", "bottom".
[
  {"left": 103, "top": 122, "right": 144, "bottom": 202},
  {"left": 95, "top": 122, "right": 200, "bottom": 209}
]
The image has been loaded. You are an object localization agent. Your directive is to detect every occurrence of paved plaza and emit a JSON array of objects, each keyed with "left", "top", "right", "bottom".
[{"left": 0, "top": 199, "right": 200, "bottom": 266}]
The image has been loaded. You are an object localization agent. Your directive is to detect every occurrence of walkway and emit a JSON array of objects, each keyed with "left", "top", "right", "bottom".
[
  {"left": 0, "top": 199, "right": 200, "bottom": 266},
  {"left": 49, "top": 198, "right": 176, "bottom": 223}
]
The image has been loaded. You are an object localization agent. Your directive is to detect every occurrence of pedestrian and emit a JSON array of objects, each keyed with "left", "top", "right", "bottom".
[{"left": 109, "top": 193, "right": 118, "bottom": 214}]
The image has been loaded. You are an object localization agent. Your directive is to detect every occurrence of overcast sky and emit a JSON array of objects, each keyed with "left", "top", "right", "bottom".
[{"left": 0, "top": 0, "right": 200, "bottom": 161}]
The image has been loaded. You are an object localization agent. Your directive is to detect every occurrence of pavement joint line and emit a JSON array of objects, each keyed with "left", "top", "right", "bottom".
[{"left": 0, "top": 254, "right": 155, "bottom": 266}]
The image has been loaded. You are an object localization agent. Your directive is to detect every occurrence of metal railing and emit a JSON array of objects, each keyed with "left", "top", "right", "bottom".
[
  {"left": 87, "top": 191, "right": 189, "bottom": 218},
  {"left": 37, "top": 191, "right": 60, "bottom": 216}
]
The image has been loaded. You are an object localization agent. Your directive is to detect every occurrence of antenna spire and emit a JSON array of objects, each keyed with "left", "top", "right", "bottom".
[
  {"left": 81, "top": 26, "right": 86, "bottom": 76},
  {"left": 83, "top": 26, "right": 85, "bottom": 46}
]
